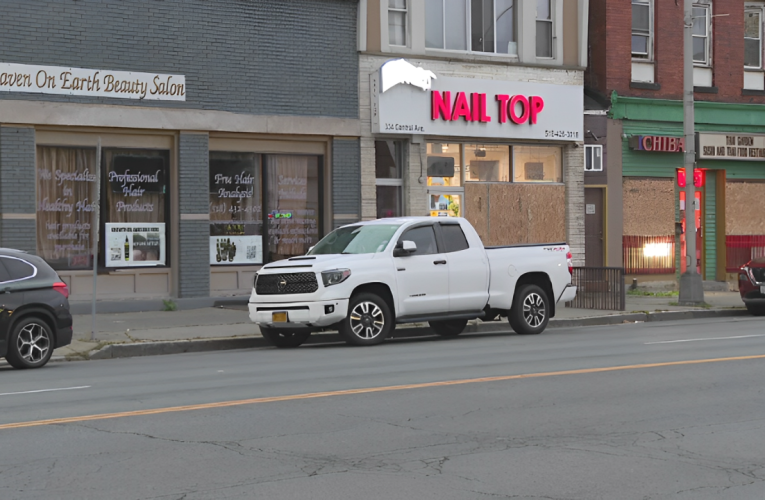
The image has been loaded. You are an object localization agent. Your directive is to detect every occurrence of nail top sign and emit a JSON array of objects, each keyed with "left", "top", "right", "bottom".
[{"left": 0, "top": 62, "right": 186, "bottom": 101}]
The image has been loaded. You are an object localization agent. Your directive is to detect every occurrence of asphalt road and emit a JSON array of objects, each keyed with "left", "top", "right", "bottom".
[{"left": 2, "top": 317, "right": 765, "bottom": 500}]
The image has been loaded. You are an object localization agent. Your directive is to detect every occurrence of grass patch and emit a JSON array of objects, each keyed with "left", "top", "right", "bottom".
[
  {"left": 627, "top": 290, "right": 679, "bottom": 297},
  {"left": 162, "top": 299, "right": 178, "bottom": 312}
]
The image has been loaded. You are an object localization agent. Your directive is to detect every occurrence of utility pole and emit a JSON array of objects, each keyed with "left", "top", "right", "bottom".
[{"left": 679, "top": 0, "right": 705, "bottom": 305}]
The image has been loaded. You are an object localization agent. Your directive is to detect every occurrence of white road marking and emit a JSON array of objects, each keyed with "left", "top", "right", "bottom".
[
  {"left": 645, "top": 334, "right": 765, "bottom": 345},
  {"left": 0, "top": 386, "right": 91, "bottom": 397}
]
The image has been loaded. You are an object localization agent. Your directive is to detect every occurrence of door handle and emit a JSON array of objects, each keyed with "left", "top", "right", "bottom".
[{"left": 433, "top": 260, "right": 447, "bottom": 265}]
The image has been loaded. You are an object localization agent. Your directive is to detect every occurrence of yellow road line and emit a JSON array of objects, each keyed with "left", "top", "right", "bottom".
[{"left": 2, "top": 354, "right": 764, "bottom": 430}]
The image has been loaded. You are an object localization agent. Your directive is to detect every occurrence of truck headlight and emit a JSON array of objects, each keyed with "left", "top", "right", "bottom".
[{"left": 321, "top": 269, "right": 351, "bottom": 287}]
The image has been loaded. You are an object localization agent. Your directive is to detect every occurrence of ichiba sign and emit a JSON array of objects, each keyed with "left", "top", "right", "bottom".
[
  {"left": 371, "top": 59, "right": 582, "bottom": 141},
  {"left": 0, "top": 62, "right": 185, "bottom": 101},
  {"left": 628, "top": 135, "right": 685, "bottom": 152}
]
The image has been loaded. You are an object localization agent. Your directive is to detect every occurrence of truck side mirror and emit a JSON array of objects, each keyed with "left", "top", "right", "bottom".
[{"left": 393, "top": 240, "right": 417, "bottom": 257}]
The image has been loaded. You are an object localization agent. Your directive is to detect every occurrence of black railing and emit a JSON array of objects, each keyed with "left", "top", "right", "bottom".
[{"left": 565, "top": 267, "right": 626, "bottom": 311}]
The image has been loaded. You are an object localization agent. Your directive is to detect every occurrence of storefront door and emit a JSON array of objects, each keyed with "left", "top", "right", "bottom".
[{"left": 584, "top": 188, "right": 604, "bottom": 267}]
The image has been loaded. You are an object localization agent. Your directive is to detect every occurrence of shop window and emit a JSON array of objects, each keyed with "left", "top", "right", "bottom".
[
  {"left": 693, "top": 3, "right": 711, "bottom": 65},
  {"left": 209, "top": 152, "right": 263, "bottom": 265},
  {"left": 266, "top": 155, "right": 322, "bottom": 262},
  {"left": 745, "top": 7, "right": 763, "bottom": 69},
  {"left": 465, "top": 144, "right": 510, "bottom": 182},
  {"left": 427, "top": 143, "right": 463, "bottom": 218},
  {"left": 376, "top": 140, "right": 404, "bottom": 218},
  {"left": 426, "top": 0, "right": 516, "bottom": 54},
  {"left": 631, "top": 0, "right": 652, "bottom": 60},
  {"left": 36, "top": 146, "right": 98, "bottom": 270},
  {"left": 513, "top": 145, "right": 562, "bottom": 183},
  {"left": 585, "top": 145, "right": 603, "bottom": 172},
  {"left": 389, "top": 0, "right": 408, "bottom": 47},
  {"left": 103, "top": 149, "right": 170, "bottom": 268},
  {"left": 536, "top": 0, "right": 553, "bottom": 58}
]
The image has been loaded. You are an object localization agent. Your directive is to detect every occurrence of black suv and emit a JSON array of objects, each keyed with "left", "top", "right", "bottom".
[{"left": 0, "top": 249, "right": 73, "bottom": 369}]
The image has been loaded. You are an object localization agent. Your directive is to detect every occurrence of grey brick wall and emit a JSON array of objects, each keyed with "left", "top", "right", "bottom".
[
  {"left": 178, "top": 133, "right": 210, "bottom": 297},
  {"left": 0, "top": 0, "right": 359, "bottom": 119},
  {"left": 0, "top": 127, "right": 36, "bottom": 251},
  {"left": 332, "top": 138, "right": 361, "bottom": 229}
]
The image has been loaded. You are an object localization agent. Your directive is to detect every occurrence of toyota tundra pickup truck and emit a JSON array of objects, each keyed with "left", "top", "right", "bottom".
[{"left": 249, "top": 217, "right": 577, "bottom": 348}]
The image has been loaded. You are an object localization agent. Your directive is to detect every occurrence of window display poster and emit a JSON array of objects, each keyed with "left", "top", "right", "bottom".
[
  {"left": 106, "top": 223, "right": 166, "bottom": 267},
  {"left": 209, "top": 235, "right": 263, "bottom": 265}
]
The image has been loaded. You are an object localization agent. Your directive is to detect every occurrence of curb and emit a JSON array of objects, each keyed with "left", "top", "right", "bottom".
[
  {"left": 75, "top": 307, "right": 751, "bottom": 361},
  {"left": 69, "top": 296, "right": 249, "bottom": 315}
]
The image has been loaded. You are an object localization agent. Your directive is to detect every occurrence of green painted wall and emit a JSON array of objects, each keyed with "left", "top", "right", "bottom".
[{"left": 704, "top": 174, "right": 716, "bottom": 280}]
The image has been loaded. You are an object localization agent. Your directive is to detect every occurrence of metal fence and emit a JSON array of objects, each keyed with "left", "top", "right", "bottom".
[
  {"left": 565, "top": 267, "right": 626, "bottom": 311},
  {"left": 623, "top": 235, "right": 676, "bottom": 274},
  {"left": 725, "top": 235, "right": 765, "bottom": 272}
]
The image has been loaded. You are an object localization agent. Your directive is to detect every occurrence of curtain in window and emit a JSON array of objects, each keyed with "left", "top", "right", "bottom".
[
  {"left": 266, "top": 155, "right": 321, "bottom": 260},
  {"left": 36, "top": 147, "right": 98, "bottom": 270}
]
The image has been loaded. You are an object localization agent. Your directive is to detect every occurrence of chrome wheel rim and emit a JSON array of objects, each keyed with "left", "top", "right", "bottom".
[
  {"left": 17, "top": 323, "right": 51, "bottom": 364},
  {"left": 522, "top": 293, "right": 546, "bottom": 328},
  {"left": 349, "top": 301, "right": 385, "bottom": 339}
]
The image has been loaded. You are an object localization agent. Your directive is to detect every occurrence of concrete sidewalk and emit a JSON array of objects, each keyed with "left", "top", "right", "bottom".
[{"left": 43, "top": 291, "right": 749, "bottom": 363}]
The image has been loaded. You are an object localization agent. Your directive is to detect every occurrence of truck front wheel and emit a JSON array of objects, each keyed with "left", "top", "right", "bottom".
[
  {"left": 339, "top": 293, "right": 393, "bottom": 346},
  {"left": 260, "top": 327, "right": 311, "bottom": 348},
  {"left": 509, "top": 284, "right": 550, "bottom": 335}
]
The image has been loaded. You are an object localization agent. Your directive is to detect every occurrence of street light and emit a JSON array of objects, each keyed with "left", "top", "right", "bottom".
[{"left": 678, "top": 0, "right": 705, "bottom": 305}]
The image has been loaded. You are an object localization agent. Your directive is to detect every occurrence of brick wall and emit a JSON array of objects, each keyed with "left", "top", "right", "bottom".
[
  {"left": 0, "top": 127, "right": 36, "bottom": 252},
  {"left": 178, "top": 133, "right": 210, "bottom": 298},
  {"left": 589, "top": 0, "right": 760, "bottom": 104},
  {"left": 331, "top": 138, "right": 361, "bottom": 229},
  {"left": 0, "top": 0, "right": 359, "bottom": 118},
  {"left": 564, "top": 145, "right": 586, "bottom": 266}
]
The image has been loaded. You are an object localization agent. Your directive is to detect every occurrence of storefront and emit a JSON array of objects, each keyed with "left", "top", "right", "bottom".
[
  {"left": 612, "top": 94, "right": 765, "bottom": 285},
  {"left": 0, "top": 0, "right": 361, "bottom": 300},
  {"left": 361, "top": 56, "right": 585, "bottom": 258}
]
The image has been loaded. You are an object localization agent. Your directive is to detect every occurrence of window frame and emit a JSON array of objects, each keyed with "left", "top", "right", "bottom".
[
  {"left": 692, "top": 3, "right": 712, "bottom": 67},
  {"left": 388, "top": 0, "right": 409, "bottom": 47},
  {"left": 511, "top": 144, "right": 564, "bottom": 184},
  {"left": 584, "top": 145, "right": 603, "bottom": 172},
  {"left": 745, "top": 5, "right": 764, "bottom": 70},
  {"left": 536, "top": 0, "right": 555, "bottom": 59},
  {"left": 631, "top": 0, "right": 653, "bottom": 61},
  {"left": 425, "top": 0, "right": 517, "bottom": 57},
  {"left": 375, "top": 140, "right": 405, "bottom": 218}
]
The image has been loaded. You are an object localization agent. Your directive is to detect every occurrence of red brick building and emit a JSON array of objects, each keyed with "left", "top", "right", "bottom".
[{"left": 584, "top": 0, "right": 765, "bottom": 289}]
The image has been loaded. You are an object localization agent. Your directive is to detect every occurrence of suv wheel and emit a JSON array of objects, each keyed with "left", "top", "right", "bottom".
[
  {"left": 6, "top": 317, "right": 54, "bottom": 369},
  {"left": 745, "top": 303, "right": 765, "bottom": 317},
  {"left": 260, "top": 327, "right": 311, "bottom": 348},
  {"left": 509, "top": 284, "right": 550, "bottom": 335},
  {"left": 339, "top": 292, "right": 393, "bottom": 346}
]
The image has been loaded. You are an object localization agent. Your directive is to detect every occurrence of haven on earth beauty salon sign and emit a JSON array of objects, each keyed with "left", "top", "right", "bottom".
[
  {"left": 371, "top": 59, "right": 583, "bottom": 141},
  {"left": 0, "top": 62, "right": 185, "bottom": 100}
]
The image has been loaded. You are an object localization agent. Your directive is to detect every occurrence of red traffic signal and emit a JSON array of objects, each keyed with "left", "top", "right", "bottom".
[{"left": 676, "top": 168, "right": 704, "bottom": 187}]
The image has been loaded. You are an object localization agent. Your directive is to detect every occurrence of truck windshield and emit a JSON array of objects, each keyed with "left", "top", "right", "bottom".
[{"left": 308, "top": 224, "right": 401, "bottom": 255}]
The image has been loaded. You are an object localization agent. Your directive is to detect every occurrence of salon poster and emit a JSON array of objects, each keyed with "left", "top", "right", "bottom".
[
  {"left": 209, "top": 234, "right": 263, "bottom": 265},
  {"left": 106, "top": 223, "right": 166, "bottom": 267}
]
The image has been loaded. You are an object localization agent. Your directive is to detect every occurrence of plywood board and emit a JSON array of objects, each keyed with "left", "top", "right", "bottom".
[
  {"left": 486, "top": 184, "right": 566, "bottom": 246},
  {"left": 623, "top": 178, "right": 675, "bottom": 236},
  {"left": 465, "top": 183, "right": 489, "bottom": 243},
  {"left": 726, "top": 181, "right": 765, "bottom": 234}
]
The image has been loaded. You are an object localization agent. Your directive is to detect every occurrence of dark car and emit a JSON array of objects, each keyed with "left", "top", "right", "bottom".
[
  {"left": 739, "top": 258, "right": 765, "bottom": 316},
  {"left": 0, "top": 249, "right": 72, "bottom": 369}
]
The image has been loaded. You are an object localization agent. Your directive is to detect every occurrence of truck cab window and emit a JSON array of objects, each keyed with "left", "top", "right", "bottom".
[
  {"left": 440, "top": 224, "right": 470, "bottom": 252},
  {"left": 400, "top": 226, "right": 438, "bottom": 256}
]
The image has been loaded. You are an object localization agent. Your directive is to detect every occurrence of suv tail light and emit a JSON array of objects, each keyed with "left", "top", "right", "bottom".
[
  {"left": 53, "top": 282, "right": 69, "bottom": 299},
  {"left": 566, "top": 251, "right": 573, "bottom": 276}
]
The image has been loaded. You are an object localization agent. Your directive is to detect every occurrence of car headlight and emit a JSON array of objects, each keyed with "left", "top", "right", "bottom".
[{"left": 321, "top": 269, "right": 351, "bottom": 287}]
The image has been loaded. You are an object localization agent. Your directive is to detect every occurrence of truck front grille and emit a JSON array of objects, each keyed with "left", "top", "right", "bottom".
[{"left": 256, "top": 272, "right": 318, "bottom": 295}]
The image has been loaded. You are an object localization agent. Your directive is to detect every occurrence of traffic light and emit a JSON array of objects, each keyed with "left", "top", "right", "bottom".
[{"left": 676, "top": 168, "right": 704, "bottom": 188}]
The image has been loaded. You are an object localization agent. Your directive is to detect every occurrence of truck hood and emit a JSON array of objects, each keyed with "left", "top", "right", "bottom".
[{"left": 259, "top": 253, "right": 376, "bottom": 273}]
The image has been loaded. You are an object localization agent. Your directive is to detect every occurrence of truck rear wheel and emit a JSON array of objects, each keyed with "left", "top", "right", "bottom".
[
  {"left": 429, "top": 319, "right": 468, "bottom": 337},
  {"left": 509, "top": 284, "right": 549, "bottom": 335},
  {"left": 260, "top": 327, "right": 311, "bottom": 348},
  {"left": 339, "top": 292, "right": 393, "bottom": 346}
]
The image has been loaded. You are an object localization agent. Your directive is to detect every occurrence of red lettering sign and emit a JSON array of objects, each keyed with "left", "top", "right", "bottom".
[
  {"left": 496, "top": 94, "right": 510, "bottom": 123},
  {"left": 431, "top": 91, "right": 451, "bottom": 121},
  {"left": 430, "top": 91, "right": 543, "bottom": 125},
  {"left": 452, "top": 91, "right": 472, "bottom": 122}
]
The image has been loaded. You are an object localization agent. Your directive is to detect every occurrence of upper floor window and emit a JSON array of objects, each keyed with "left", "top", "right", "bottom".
[
  {"left": 425, "top": 0, "right": 516, "bottom": 55},
  {"left": 631, "top": 0, "right": 652, "bottom": 60},
  {"left": 389, "top": 0, "right": 408, "bottom": 47},
  {"left": 745, "top": 6, "right": 763, "bottom": 69},
  {"left": 693, "top": 3, "right": 712, "bottom": 66},
  {"left": 584, "top": 145, "right": 603, "bottom": 172},
  {"left": 536, "top": 0, "right": 553, "bottom": 58}
]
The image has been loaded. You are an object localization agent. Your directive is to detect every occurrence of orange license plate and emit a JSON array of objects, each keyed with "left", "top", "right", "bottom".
[{"left": 272, "top": 312, "right": 288, "bottom": 323}]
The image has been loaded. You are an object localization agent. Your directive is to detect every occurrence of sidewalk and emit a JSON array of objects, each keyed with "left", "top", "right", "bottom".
[{"left": 52, "top": 291, "right": 748, "bottom": 362}]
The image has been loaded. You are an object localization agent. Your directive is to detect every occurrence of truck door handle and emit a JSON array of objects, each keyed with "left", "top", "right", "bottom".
[{"left": 433, "top": 260, "right": 447, "bottom": 265}]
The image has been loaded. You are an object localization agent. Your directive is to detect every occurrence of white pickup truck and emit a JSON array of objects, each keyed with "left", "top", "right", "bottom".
[{"left": 249, "top": 217, "right": 576, "bottom": 348}]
